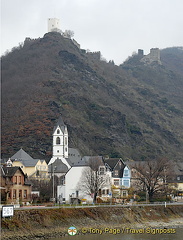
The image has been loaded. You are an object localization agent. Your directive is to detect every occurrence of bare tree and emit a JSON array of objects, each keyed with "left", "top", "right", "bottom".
[
  {"left": 132, "top": 158, "right": 173, "bottom": 202},
  {"left": 77, "top": 157, "right": 109, "bottom": 203}
]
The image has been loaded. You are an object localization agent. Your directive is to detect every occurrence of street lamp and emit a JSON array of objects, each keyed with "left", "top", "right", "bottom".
[{"left": 52, "top": 165, "right": 57, "bottom": 203}]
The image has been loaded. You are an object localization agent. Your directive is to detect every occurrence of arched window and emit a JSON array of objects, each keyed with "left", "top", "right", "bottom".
[
  {"left": 56, "top": 137, "right": 60, "bottom": 144},
  {"left": 57, "top": 129, "right": 60, "bottom": 134}
]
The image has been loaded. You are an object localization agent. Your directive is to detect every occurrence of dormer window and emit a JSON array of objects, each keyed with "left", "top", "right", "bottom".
[
  {"left": 56, "top": 137, "right": 60, "bottom": 144},
  {"left": 57, "top": 129, "right": 60, "bottom": 134}
]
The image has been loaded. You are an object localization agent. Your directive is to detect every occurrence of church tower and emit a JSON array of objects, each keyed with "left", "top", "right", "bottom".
[
  {"left": 52, "top": 116, "right": 68, "bottom": 159},
  {"left": 48, "top": 116, "right": 70, "bottom": 167}
]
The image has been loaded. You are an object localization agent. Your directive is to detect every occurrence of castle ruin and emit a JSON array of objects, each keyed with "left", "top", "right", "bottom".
[{"left": 140, "top": 48, "right": 161, "bottom": 65}]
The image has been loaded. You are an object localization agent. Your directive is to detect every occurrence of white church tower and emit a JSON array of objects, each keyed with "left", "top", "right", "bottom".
[
  {"left": 53, "top": 115, "right": 68, "bottom": 159},
  {"left": 48, "top": 116, "right": 70, "bottom": 167}
]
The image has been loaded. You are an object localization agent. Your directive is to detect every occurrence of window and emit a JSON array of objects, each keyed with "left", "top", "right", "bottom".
[
  {"left": 8, "top": 190, "right": 11, "bottom": 199},
  {"left": 57, "top": 129, "right": 60, "bottom": 134},
  {"left": 19, "top": 190, "right": 22, "bottom": 198},
  {"left": 99, "top": 166, "right": 105, "bottom": 175},
  {"left": 114, "top": 170, "right": 118, "bottom": 176},
  {"left": 14, "top": 176, "right": 17, "bottom": 184},
  {"left": 13, "top": 190, "right": 16, "bottom": 199},
  {"left": 106, "top": 189, "right": 109, "bottom": 195},
  {"left": 123, "top": 180, "right": 129, "bottom": 187},
  {"left": 19, "top": 176, "right": 21, "bottom": 185},
  {"left": 102, "top": 189, "right": 105, "bottom": 195},
  {"left": 65, "top": 148, "right": 67, "bottom": 152},
  {"left": 65, "top": 137, "right": 67, "bottom": 144},
  {"left": 56, "top": 137, "right": 60, "bottom": 144},
  {"left": 177, "top": 176, "right": 180, "bottom": 181},
  {"left": 24, "top": 190, "right": 27, "bottom": 199},
  {"left": 114, "top": 179, "right": 119, "bottom": 186},
  {"left": 61, "top": 176, "right": 65, "bottom": 185},
  {"left": 57, "top": 150, "right": 59, "bottom": 153},
  {"left": 124, "top": 169, "right": 129, "bottom": 177}
]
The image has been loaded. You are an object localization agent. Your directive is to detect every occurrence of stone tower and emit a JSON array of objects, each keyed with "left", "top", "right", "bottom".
[
  {"left": 48, "top": 18, "right": 60, "bottom": 32},
  {"left": 140, "top": 48, "right": 161, "bottom": 65}
]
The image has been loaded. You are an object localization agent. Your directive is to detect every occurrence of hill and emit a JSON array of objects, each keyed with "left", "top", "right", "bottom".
[{"left": 1, "top": 32, "right": 183, "bottom": 162}]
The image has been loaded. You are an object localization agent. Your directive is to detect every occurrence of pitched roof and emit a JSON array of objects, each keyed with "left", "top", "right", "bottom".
[
  {"left": 68, "top": 148, "right": 82, "bottom": 165},
  {"left": 104, "top": 158, "right": 125, "bottom": 170},
  {"left": 77, "top": 156, "right": 104, "bottom": 167},
  {"left": 2, "top": 166, "right": 24, "bottom": 177},
  {"left": 48, "top": 158, "right": 69, "bottom": 173},
  {"left": 14, "top": 159, "right": 40, "bottom": 167},
  {"left": 53, "top": 115, "right": 66, "bottom": 133},
  {"left": 0, "top": 166, "right": 5, "bottom": 176},
  {"left": 11, "top": 148, "right": 33, "bottom": 161}
]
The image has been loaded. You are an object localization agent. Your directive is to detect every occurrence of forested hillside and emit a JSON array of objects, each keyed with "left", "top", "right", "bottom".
[{"left": 1, "top": 32, "right": 183, "bottom": 162}]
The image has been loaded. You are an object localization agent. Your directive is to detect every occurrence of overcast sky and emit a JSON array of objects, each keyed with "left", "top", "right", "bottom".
[{"left": 1, "top": 0, "right": 183, "bottom": 64}]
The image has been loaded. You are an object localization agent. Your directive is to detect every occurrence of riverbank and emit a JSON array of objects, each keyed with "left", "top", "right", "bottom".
[{"left": 1, "top": 205, "right": 183, "bottom": 239}]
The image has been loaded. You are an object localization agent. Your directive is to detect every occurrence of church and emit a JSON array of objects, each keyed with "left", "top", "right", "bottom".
[
  {"left": 48, "top": 116, "right": 83, "bottom": 176},
  {"left": 48, "top": 116, "right": 96, "bottom": 203}
]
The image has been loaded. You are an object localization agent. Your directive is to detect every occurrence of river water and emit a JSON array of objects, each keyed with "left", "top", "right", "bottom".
[{"left": 50, "top": 227, "right": 183, "bottom": 240}]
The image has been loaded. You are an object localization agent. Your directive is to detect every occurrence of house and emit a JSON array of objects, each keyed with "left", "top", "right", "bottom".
[
  {"left": 0, "top": 166, "right": 32, "bottom": 204},
  {"left": 11, "top": 148, "right": 49, "bottom": 180},
  {"left": 57, "top": 165, "right": 93, "bottom": 204},
  {"left": 168, "top": 161, "right": 183, "bottom": 198},
  {"left": 57, "top": 156, "right": 111, "bottom": 204},
  {"left": 104, "top": 158, "right": 131, "bottom": 200}
]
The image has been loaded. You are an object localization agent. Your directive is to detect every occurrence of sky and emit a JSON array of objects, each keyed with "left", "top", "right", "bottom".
[{"left": 1, "top": 0, "right": 183, "bottom": 64}]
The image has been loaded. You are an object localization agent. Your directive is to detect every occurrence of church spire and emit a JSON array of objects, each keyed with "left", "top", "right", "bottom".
[{"left": 53, "top": 115, "right": 66, "bottom": 133}]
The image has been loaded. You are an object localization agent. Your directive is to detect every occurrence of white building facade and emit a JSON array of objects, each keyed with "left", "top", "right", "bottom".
[
  {"left": 48, "top": 116, "right": 69, "bottom": 167},
  {"left": 48, "top": 18, "right": 61, "bottom": 32},
  {"left": 57, "top": 166, "right": 93, "bottom": 204}
]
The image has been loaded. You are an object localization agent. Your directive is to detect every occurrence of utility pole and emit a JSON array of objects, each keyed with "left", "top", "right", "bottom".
[{"left": 52, "top": 165, "right": 56, "bottom": 203}]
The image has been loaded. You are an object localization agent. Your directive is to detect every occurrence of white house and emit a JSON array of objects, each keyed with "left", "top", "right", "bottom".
[{"left": 57, "top": 166, "right": 93, "bottom": 204}]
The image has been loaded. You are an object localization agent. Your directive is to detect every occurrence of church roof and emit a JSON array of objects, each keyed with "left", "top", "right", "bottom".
[
  {"left": 68, "top": 148, "right": 82, "bottom": 165},
  {"left": 77, "top": 156, "right": 103, "bottom": 167},
  {"left": 11, "top": 148, "right": 33, "bottom": 161},
  {"left": 48, "top": 158, "right": 69, "bottom": 173},
  {"left": 53, "top": 115, "right": 67, "bottom": 133}
]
